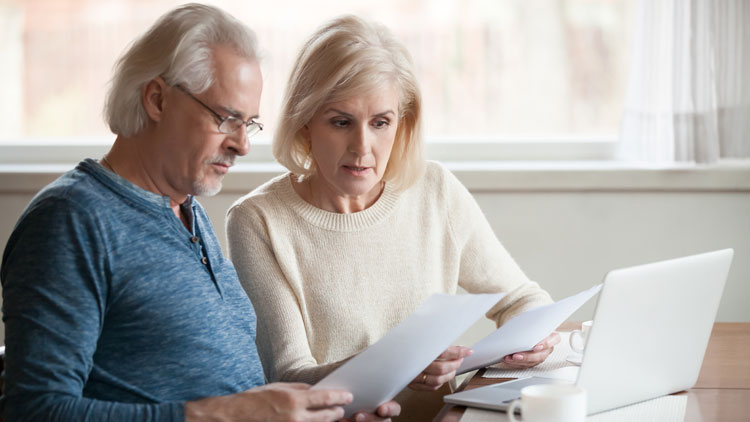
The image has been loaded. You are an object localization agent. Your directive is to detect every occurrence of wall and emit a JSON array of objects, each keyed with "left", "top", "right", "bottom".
[{"left": 1, "top": 164, "right": 749, "bottom": 347}]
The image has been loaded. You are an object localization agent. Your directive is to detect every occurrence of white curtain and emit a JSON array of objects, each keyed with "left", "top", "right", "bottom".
[{"left": 619, "top": 0, "right": 750, "bottom": 163}]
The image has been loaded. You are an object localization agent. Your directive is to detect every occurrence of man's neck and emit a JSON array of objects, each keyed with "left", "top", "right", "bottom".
[{"left": 105, "top": 134, "right": 190, "bottom": 226}]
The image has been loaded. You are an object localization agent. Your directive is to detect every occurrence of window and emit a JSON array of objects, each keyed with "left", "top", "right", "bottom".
[{"left": 0, "top": 0, "right": 633, "bottom": 161}]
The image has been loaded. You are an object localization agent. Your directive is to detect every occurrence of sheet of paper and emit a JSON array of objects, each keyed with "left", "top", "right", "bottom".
[
  {"left": 482, "top": 332, "right": 580, "bottom": 381},
  {"left": 457, "top": 284, "right": 602, "bottom": 374},
  {"left": 313, "top": 292, "right": 505, "bottom": 417}
]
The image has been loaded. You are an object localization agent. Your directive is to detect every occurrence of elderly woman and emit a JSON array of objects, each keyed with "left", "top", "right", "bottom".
[{"left": 227, "top": 16, "right": 559, "bottom": 420}]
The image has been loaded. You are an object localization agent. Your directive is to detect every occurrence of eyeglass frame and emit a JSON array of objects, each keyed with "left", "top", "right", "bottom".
[{"left": 174, "top": 84, "right": 263, "bottom": 138}]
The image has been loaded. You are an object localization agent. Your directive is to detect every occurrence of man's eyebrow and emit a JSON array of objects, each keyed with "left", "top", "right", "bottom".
[{"left": 218, "top": 105, "right": 259, "bottom": 121}]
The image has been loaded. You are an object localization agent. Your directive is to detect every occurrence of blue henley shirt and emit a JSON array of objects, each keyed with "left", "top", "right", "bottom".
[{"left": 1, "top": 159, "right": 265, "bottom": 421}]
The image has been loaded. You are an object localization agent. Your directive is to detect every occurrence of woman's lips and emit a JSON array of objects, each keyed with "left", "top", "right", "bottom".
[{"left": 343, "top": 165, "right": 371, "bottom": 176}]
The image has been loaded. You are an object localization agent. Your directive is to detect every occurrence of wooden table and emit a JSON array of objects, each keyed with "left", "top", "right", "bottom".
[{"left": 434, "top": 322, "right": 750, "bottom": 422}]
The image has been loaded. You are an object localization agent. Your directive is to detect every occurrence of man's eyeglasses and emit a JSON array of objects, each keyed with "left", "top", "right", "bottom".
[{"left": 174, "top": 85, "right": 263, "bottom": 138}]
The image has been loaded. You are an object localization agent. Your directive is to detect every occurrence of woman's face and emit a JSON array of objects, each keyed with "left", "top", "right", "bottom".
[{"left": 302, "top": 84, "right": 400, "bottom": 212}]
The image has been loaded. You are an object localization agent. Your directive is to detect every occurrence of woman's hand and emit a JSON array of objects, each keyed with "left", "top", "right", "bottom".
[
  {"left": 408, "top": 345, "right": 473, "bottom": 391},
  {"left": 501, "top": 332, "right": 561, "bottom": 368}
]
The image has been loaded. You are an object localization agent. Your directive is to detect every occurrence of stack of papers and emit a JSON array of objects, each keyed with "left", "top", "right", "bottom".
[
  {"left": 314, "top": 293, "right": 505, "bottom": 417},
  {"left": 458, "top": 284, "right": 602, "bottom": 374},
  {"left": 313, "top": 284, "right": 601, "bottom": 417}
]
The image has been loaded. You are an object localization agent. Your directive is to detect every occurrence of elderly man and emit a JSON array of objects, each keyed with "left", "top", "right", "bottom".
[{"left": 0, "top": 4, "right": 398, "bottom": 422}]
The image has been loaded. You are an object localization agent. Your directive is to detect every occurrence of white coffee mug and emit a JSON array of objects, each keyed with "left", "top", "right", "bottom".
[
  {"left": 507, "top": 384, "right": 587, "bottom": 422},
  {"left": 568, "top": 320, "right": 593, "bottom": 354}
]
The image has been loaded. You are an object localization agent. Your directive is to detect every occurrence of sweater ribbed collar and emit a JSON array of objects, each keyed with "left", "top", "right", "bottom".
[{"left": 276, "top": 173, "right": 400, "bottom": 232}]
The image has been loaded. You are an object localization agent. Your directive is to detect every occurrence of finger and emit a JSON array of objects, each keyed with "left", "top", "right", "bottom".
[
  {"left": 376, "top": 401, "right": 401, "bottom": 418},
  {"left": 504, "top": 347, "right": 553, "bottom": 367},
  {"left": 423, "top": 358, "right": 463, "bottom": 375},
  {"left": 438, "top": 345, "right": 473, "bottom": 360},
  {"left": 524, "top": 349, "right": 554, "bottom": 364},
  {"left": 351, "top": 412, "right": 393, "bottom": 422},
  {"left": 410, "top": 371, "right": 428, "bottom": 385},
  {"left": 532, "top": 332, "right": 562, "bottom": 352},
  {"left": 513, "top": 347, "right": 553, "bottom": 361},
  {"left": 408, "top": 381, "right": 441, "bottom": 392},
  {"left": 305, "top": 406, "right": 346, "bottom": 422},
  {"left": 430, "top": 371, "right": 457, "bottom": 387},
  {"left": 411, "top": 372, "right": 455, "bottom": 391},
  {"left": 283, "top": 382, "right": 313, "bottom": 390},
  {"left": 503, "top": 355, "right": 536, "bottom": 368},
  {"left": 305, "top": 389, "right": 354, "bottom": 408}
]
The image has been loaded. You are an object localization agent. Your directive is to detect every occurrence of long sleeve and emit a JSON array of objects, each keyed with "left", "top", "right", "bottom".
[
  {"left": 225, "top": 162, "right": 553, "bottom": 388},
  {"left": 439, "top": 166, "right": 553, "bottom": 326},
  {"left": 1, "top": 199, "right": 183, "bottom": 422},
  {"left": 226, "top": 201, "right": 346, "bottom": 384}
]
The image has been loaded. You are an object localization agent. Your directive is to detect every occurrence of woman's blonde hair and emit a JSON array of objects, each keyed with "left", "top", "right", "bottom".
[
  {"left": 273, "top": 15, "right": 424, "bottom": 191},
  {"left": 104, "top": 3, "right": 259, "bottom": 137}
]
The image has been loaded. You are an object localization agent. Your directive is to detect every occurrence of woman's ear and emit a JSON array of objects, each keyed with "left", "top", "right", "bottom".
[
  {"left": 300, "top": 124, "right": 311, "bottom": 142},
  {"left": 142, "top": 77, "right": 169, "bottom": 122},
  {"left": 300, "top": 125, "right": 312, "bottom": 153}
]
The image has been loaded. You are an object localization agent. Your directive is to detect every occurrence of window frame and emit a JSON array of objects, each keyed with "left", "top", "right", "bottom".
[{"left": 0, "top": 135, "right": 619, "bottom": 166}]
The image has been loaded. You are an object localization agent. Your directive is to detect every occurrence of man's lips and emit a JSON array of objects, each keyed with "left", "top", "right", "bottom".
[{"left": 211, "top": 162, "right": 232, "bottom": 174}]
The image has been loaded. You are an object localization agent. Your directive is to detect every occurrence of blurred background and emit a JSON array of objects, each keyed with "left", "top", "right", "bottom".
[{"left": 0, "top": 0, "right": 633, "bottom": 144}]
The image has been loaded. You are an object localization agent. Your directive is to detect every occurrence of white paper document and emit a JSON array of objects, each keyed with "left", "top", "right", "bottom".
[
  {"left": 457, "top": 284, "right": 602, "bottom": 374},
  {"left": 313, "top": 292, "right": 505, "bottom": 417}
]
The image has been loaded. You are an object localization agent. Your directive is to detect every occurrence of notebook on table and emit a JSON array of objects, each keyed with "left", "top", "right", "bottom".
[{"left": 444, "top": 249, "right": 734, "bottom": 415}]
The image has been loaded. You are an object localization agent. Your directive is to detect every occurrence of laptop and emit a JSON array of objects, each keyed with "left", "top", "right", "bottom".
[{"left": 444, "top": 249, "right": 734, "bottom": 415}]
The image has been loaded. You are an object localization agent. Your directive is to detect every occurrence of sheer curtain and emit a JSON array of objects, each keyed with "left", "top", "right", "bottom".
[{"left": 619, "top": 0, "right": 750, "bottom": 164}]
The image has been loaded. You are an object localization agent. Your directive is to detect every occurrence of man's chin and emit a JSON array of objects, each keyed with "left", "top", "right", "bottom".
[{"left": 193, "top": 179, "right": 223, "bottom": 197}]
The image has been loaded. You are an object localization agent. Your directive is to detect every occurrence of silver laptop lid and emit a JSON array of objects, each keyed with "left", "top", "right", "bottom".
[{"left": 578, "top": 249, "right": 734, "bottom": 414}]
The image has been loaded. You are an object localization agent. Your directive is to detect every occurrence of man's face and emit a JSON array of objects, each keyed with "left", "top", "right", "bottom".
[{"left": 157, "top": 45, "right": 263, "bottom": 197}]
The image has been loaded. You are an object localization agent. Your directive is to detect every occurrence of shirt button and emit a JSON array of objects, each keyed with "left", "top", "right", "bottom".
[
  {"left": 201, "top": 256, "right": 209, "bottom": 265},
  {"left": 191, "top": 236, "right": 199, "bottom": 243}
]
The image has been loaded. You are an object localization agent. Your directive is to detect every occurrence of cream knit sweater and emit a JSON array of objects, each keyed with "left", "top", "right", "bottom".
[{"left": 226, "top": 161, "right": 553, "bottom": 386}]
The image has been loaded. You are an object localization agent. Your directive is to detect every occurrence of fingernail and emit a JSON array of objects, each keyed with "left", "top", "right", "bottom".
[
  {"left": 345, "top": 393, "right": 354, "bottom": 402},
  {"left": 534, "top": 344, "right": 544, "bottom": 351},
  {"left": 514, "top": 354, "right": 523, "bottom": 360},
  {"left": 356, "top": 414, "right": 365, "bottom": 422}
]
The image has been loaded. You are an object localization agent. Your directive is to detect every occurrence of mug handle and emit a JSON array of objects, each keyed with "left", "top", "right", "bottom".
[
  {"left": 569, "top": 329, "right": 584, "bottom": 354},
  {"left": 507, "top": 398, "right": 522, "bottom": 422}
]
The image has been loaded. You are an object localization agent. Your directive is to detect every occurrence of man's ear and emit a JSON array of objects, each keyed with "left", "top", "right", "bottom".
[{"left": 142, "top": 77, "right": 169, "bottom": 122}]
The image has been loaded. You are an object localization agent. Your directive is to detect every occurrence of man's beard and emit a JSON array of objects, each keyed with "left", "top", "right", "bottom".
[{"left": 193, "top": 154, "right": 235, "bottom": 197}]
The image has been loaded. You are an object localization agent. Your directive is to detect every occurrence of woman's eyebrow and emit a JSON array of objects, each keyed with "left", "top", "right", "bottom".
[{"left": 324, "top": 108, "right": 395, "bottom": 118}]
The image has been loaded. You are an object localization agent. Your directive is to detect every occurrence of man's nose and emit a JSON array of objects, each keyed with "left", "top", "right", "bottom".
[{"left": 225, "top": 127, "right": 251, "bottom": 157}]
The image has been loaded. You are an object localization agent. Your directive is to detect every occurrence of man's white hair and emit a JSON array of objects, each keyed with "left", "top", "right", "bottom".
[{"left": 104, "top": 3, "right": 259, "bottom": 137}]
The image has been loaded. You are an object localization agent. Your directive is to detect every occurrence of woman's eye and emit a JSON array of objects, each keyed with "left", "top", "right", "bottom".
[
  {"left": 372, "top": 120, "right": 389, "bottom": 129},
  {"left": 331, "top": 119, "right": 349, "bottom": 128}
]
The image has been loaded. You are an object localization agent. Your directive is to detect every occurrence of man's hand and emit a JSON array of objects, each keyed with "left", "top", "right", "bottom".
[
  {"left": 346, "top": 400, "right": 401, "bottom": 422},
  {"left": 501, "top": 332, "right": 561, "bottom": 368},
  {"left": 408, "top": 345, "right": 473, "bottom": 392},
  {"left": 185, "top": 382, "right": 353, "bottom": 422}
]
